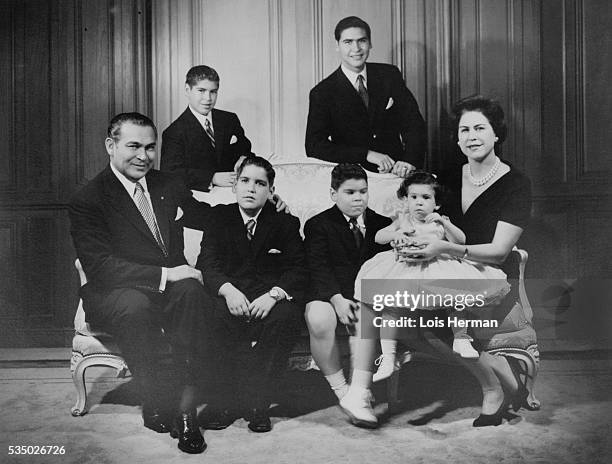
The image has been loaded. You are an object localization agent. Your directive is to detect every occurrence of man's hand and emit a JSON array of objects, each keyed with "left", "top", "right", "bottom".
[
  {"left": 366, "top": 150, "right": 395, "bottom": 173},
  {"left": 219, "top": 283, "right": 251, "bottom": 318},
  {"left": 330, "top": 294, "right": 359, "bottom": 326},
  {"left": 212, "top": 171, "right": 237, "bottom": 187},
  {"left": 167, "top": 265, "right": 203, "bottom": 285},
  {"left": 248, "top": 293, "right": 277, "bottom": 320},
  {"left": 271, "top": 193, "right": 291, "bottom": 214},
  {"left": 233, "top": 155, "right": 248, "bottom": 173},
  {"left": 391, "top": 161, "right": 415, "bottom": 178}
]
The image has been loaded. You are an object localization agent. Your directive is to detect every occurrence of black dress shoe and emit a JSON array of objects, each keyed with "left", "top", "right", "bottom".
[
  {"left": 200, "top": 407, "right": 236, "bottom": 430},
  {"left": 170, "top": 410, "right": 207, "bottom": 454},
  {"left": 142, "top": 404, "right": 170, "bottom": 433},
  {"left": 472, "top": 400, "right": 509, "bottom": 427},
  {"left": 246, "top": 408, "right": 272, "bottom": 433}
]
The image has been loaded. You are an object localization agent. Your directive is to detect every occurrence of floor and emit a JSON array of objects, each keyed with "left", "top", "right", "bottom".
[{"left": 1, "top": 349, "right": 611, "bottom": 464}]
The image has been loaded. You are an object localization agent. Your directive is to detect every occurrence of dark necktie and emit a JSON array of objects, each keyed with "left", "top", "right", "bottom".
[
  {"left": 356, "top": 75, "right": 369, "bottom": 109},
  {"left": 204, "top": 118, "right": 215, "bottom": 148},
  {"left": 246, "top": 218, "right": 256, "bottom": 241},
  {"left": 349, "top": 217, "right": 363, "bottom": 249},
  {"left": 134, "top": 182, "right": 168, "bottom": 256}
]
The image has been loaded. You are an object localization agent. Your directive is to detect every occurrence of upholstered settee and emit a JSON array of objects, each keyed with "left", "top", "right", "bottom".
[{"left": 70, "top": 161, "right": 539, "bottom": 416}]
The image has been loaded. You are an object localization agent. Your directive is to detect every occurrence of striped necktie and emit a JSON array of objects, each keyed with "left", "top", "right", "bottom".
[
  {"left": 356, "top": 75, "right": 369, "bottom": 109},
  {"left": 246, "top": 218, "right": 256, "bottom": 241},
  {"left": 134, "top": 182, "right": 168, "bottom": 256},
  {"left": 204, "top": 118, "right": 215, "bottom": 148}
]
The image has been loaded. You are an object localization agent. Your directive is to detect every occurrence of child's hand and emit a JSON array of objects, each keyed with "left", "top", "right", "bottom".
[
  {"left": 332, "top": 297, "right": 359, "bottom": 326},
  {"left": 425, "top": 212, "right": 445, "bottom": 224},
  {"left": 391, "top": 231, "right": 411, "bottom": 247}
]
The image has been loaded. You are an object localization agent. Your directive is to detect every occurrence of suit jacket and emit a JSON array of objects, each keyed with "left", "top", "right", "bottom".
[
  {"left": 68, "top": 166, "right": 210, "bottom": 315},
  {"left": 161, "top": 107, "right": 253, "bottom": 191},
  {"left": 305, "top": 63, "right": 426, "bottom": 172},
  {"left": 196, "top": 202, "right": 307, "bottom": 303},
  {"left": 304, "top": 205, "right": 392, "bottom": 302}
]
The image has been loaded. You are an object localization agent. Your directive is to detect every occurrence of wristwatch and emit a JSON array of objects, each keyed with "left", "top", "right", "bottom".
[{"left": 268, "top": 288, "right": 283, "bottom": 301}]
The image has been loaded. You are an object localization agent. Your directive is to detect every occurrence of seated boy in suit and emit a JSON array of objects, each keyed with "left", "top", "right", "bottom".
[
  {"left": 303, "top": 164, "right": 391, "bottom": 405},
  {"left": 161, "top": 65, "right": 253, "bottom": 191},
  {"left": 196, "top": 156, "right": 306, "bottom": 433}
]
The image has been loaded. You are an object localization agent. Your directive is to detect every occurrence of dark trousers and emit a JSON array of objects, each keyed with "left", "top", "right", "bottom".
[
  {"left": 83, "top": 278, "right": 208, "bottom": 403},
  {"left": 206, "top": 295, "right": 301, "bottom": 409}
]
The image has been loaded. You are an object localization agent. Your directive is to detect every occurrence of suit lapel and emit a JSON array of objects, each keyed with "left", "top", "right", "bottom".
[
  {"left": 365, "top": 64, "right": 385, "bottom": 124},
  {"left": 334, "top": 68, "right": 369, "bottom": 118},
  {"left": 148, "top": 172, "right": 170, "bottom": 251},
  {"left": 185, "top": 108, "right": 215, "bottom": 153},
  {"left": 250, "top": 204, "right": 273, "bottom": 258},
  {"left": 330, "top": 205, "right": 358, "bottom": 253},
  {"left": 211, "top": 109, "right": 225, "bottom": 164},
  {"left": 102, "top": 167, "right": 160, "bottom": 249},
  {"left": 231, "top": 204, "right": 252, "bottom": 258}
]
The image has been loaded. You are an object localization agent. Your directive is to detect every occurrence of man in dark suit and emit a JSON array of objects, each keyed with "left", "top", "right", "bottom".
[
  {"left": 303, "top": 163, "right": 391, "bottom": 426},
  {"left": 196, "top": 156, "right": 306, "bottom": 433},
  {"left": 69, "top": 113, "right": 209, "bottom": 454},
  {"left": 305, "top": 16, "right": 426, "bottom": 176},
  {"left": 161, "top": 65, "right": 253, "bottom": 191}
]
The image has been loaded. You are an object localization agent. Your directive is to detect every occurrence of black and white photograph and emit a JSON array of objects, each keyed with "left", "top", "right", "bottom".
[{"left": 1, "top": 0, "right": 611, "bottom": 463}]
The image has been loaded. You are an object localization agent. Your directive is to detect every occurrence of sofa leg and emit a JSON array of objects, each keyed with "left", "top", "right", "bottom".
[
  {"left": 71, "top": 358, "right": 89, "bottom": 417},
  {"left": 70, "top": 354, "right": 129, "bottom": 417}
]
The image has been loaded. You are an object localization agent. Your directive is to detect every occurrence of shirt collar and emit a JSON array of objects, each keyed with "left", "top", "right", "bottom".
[
  {"left": 110, "top": 163, "right": 148, "bottom": 197},
  {"left": 189, "top": 105, "right": 213, "bottom": 129},
  {"left": 341, "top": 63, "right": 367, "bottom": 89},
  {"left": 342, "top": 212, "right": 366, "bottom": 230},
  {"left": 239, "top": 206, "right": 263, "bottom": 225}
]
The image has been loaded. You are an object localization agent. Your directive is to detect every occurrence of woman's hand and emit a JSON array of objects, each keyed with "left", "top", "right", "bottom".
[
  {"left": 390, "top": 231, "right": 411, "bottom": 247},
  {"left": 408, "top": 238, "right": 448, "bottom": 259}
]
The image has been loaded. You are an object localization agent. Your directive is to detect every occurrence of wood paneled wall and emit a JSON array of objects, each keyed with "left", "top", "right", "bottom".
[
  {"left": 0, "top": 0, "right": 151, "bottom": 347},
  {"left": 1, "top": 0, "right": 610, "bottom": 347}
]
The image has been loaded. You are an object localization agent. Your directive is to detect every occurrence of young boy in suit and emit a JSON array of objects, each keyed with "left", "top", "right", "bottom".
[
  {"left": 303, "top": 164, "right": 391, "bottom": 414},
  {"left": 196, "top": 156, "right": 306, "bottom": 433}
]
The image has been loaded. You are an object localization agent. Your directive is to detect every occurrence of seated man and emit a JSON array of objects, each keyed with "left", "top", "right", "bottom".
[
  {"left": 69, "top": 113, "right": 210, "bottom": 454},
  {"left": 161, "top": 65, "right": 253, "bottom": 191},
  {"left": 196, "top": 156, "right": 306, "bottom": 433},
  {"left": 305, "top": 16, "right": 426, "bottom": 175},
  {"left": 304, "top": 164, "right": 391, "bottom": 408}
]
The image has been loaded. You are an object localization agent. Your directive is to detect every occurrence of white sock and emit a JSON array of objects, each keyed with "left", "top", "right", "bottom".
[
  {"left": 324, "top": 370, "right": 348, "bottom": 398},
  {"left": 380, "top": 339, "right": 397, "bottom": 357},
  {"left": 351, "top": 369, "right": 373, "bottom": 391}
]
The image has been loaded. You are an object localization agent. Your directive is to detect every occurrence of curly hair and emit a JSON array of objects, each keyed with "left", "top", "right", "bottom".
[{"left": 396, "top": 170, "right": 445, "bottom": 206}]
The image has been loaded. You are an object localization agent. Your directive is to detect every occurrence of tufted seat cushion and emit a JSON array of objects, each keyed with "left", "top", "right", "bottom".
[{"left": 72, "top": 333, "right": 121, "bottom": 356}]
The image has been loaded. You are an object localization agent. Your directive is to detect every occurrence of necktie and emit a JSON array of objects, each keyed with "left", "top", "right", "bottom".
[
  {"left": 204, "top": 118, "right": 215, "bottom": 148},
  {"left": 134, "top": 182, "right": 168, "bottom": 256},
  {"left": 356, "top": 75, "right": 369, "bottom": 109},
  {"left": 349, "top": 217, "right": 363, "bottom": 249},
  {"left": 246, "top": 218, "right": 256, "bottom": 241}
]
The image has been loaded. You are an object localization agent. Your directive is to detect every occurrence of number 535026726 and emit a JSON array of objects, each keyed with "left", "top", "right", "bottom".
[{"left": 8, "top": 445, "right": 65, "bottom": 455}]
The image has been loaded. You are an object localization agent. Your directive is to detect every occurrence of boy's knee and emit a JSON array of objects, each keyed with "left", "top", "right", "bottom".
[{"left": 305, "top": 302, "right": 337, "bottom": 337}]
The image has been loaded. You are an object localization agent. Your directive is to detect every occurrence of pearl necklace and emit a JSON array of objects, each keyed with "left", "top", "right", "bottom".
[{"left": 468, "top": 156, "right": 501, "bottom": 186}]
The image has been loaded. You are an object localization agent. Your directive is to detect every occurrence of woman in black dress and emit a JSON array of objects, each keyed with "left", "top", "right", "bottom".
[
  {"left": 341, "top": 95, "right": 538, "bottom": 428},
  {"left": 415, "top": 95, "right": 537, "bottom": 426}
]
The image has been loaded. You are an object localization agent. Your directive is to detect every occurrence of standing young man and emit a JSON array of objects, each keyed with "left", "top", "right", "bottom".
[
  {"left": 161, "top": 65, "right": 253, "bottom": 191},
  {"left": 306, "top": 16, "right": 426, "bottom": 176}
]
